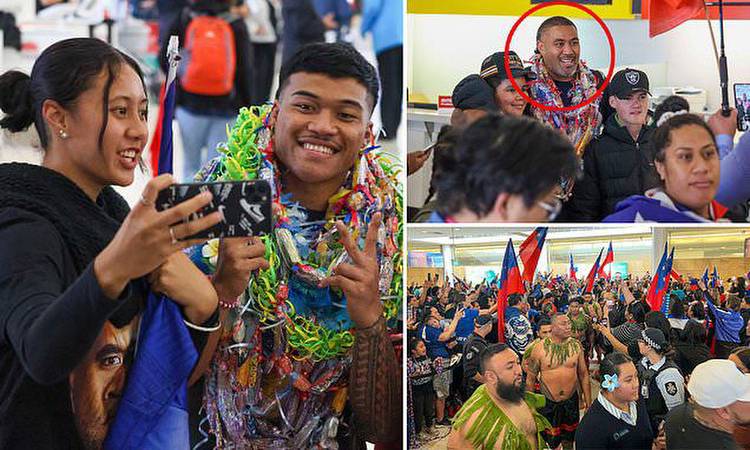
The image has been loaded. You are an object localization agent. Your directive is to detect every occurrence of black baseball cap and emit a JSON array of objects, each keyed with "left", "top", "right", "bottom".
[
  {"left": 480, "top": 51, "right": 536, "bottom": 88},
  {"left": 610, "top": 68, "right": 651, "bottom": 99},
  {"left": 475, "top": 315, "right": 494, "bottom": 327},
  {"left": 452, "top": 74, "right": 496, "bottom": 111}
]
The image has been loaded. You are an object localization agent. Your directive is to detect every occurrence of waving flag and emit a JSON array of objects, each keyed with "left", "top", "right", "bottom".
[
  {"left": 583, "top": 248, "right": 603, "bottom": 294},
  {"left": 498, "top": 239, "right": 525, "bottom": 343},
  {"left": 569, "top": 254, "right": 577, "bottom": 282},
  {"left": 660, "top": 248, "right": 676, "bottom": 314},
  {"left": 711, "top": 266, "right": 720, "bottom": 288},
  {"left": 669, "top": 267, "right": 682, "bottom": 282},
  {"left": 644, "top": 0, "right": 704, "bottom": 37},
  {"left": 519, "top": 227, "right": 548, "bottom": 284},
  {"left": 149, "top": 36, "right": 179, "bottom": 175},
  {"left": 598, "top": 241, "right": 614, "bottom": 280},
  {"left": 702, "top": 267, "right": 710, "bottom": 287},
  {"left": 107, "top": 36, "right": 197, "bottom": 450},
  {"left": 646, "top": 244, "right": 671, "bottom": 311}
]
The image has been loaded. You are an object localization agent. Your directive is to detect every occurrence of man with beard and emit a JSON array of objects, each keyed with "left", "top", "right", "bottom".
[
  {"left": 448, "top": 343, "right": 551, "bottom": 450},
  {"left": 524, "top": 313, "right": 591, "bottom": 449},
  {"left": 68, "top": 317, "right": 139, "bottom": 449},
  {"left": 528, "top": 16, "right": 603, "bottom": 157}
]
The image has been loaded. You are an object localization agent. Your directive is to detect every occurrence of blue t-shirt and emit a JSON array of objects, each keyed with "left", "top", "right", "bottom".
[
  {"left": 420, "top": 324, "right": 450, "bottom": 358},
  {"left": 455, "top": 308, "right": 479, "bottom": 339}
]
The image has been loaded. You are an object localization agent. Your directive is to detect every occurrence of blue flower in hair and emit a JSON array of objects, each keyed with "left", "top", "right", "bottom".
[{"left": 601, "top": 374, "right": 619, "bottom": 392}]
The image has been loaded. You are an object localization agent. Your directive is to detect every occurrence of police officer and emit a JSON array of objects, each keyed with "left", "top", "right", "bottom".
[
  {"left": 636, "top": 328, "right": 686, "bottom": 433},
  {"left": 462, "top": 315, "right": 493, "bottom": 400}
]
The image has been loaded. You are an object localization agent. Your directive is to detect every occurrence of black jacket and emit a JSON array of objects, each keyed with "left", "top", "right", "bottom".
[{"left": 566, "top": 114, "right": 660, "bottom": 222}]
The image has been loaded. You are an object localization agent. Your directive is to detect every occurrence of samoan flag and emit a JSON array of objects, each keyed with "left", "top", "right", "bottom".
[
  {"left": 598, "top": 241, "right": 614, "bottom": 280},
  {"left": 711, "top": 266, "right": 720, "bottom": 289},
  {"left": 702, "top": 267, "right": 710, "bottom": 287},
  {"left": 497, "top": 239, "right": 525, "bottom": 343},
  {"left": 106, "top": 36, "right": 196, "bottom": 450},
  {"left": 569, "top": 254, "right": 577, "bottom": 282},
  {"left": 646, "top": 243, "right": 670, "bottom": 312},
  {"left": 583, "top": 248, "right": 603, "bottom": 294},
  {"left": 519, "top": 227, "right": 547, "bottom": 284},
  {"left": 660, "top": 248, "right": 676, "bottom": 314}
]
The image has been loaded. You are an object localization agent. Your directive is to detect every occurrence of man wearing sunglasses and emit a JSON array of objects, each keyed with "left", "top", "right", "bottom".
[
  {"left": 565, "top": 68, "right": 660, "bottom": 222},
  {"left": 426, "top": 113, "right": 578, "bottom": 223}
]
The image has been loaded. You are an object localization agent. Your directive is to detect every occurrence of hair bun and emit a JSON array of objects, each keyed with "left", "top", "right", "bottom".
[{"left": 0, "top": 70, "right": 34, "bottom": 132}]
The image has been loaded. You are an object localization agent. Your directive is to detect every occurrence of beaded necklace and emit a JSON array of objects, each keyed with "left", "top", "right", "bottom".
[{"left": 192, "top": 105, "right": 403, "bottom": 447}]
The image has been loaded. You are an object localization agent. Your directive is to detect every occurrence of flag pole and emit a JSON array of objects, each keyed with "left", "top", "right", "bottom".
[
  {"left": 718, "top": 0, "right": 731, "bottom": 116},
  {"left": 159, "top": 35, "right": 180, "bottom": 175}
]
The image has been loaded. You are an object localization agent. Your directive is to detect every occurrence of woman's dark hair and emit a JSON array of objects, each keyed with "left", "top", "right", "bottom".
[
  {"left": 652, "top": 95, "right": 690, "bottom": 126},
  {"left": 652, "top": 113, "right": 716, "bottom": 163},
  {"left": 689, "top": 302, "right": 706, "bottom": 321},
  {"left": 0, "top": 37, "right": 145, "bottom": 150},
  {"left": 409, "top": 337, "right": 424, "bottom": 353},
  {"left": 669, "top": 298, "right": 685, "bottom": 318},
  {"left": 645, "top": 311, "right": 671, "bottom": 343},
  {"left": 679, "top": 319, "right": 707, "bottom": 345},
  {"left": 277, "top": 42, "right": 379, "bottom": 114},
  {"left": 426, "top": 124, "right": 459, "bottom": 203},
  {"left": 627, "top": 301, "right": 647, "bottom": 324},
  {"left": 730, "top": 346, "right": 750, "bottom": 369},
  {"left": 600, "top": 352, "right": 633, "bottom": 379},
  {"left": 435, "top": 113, "right": 579, "bottom": 217}
]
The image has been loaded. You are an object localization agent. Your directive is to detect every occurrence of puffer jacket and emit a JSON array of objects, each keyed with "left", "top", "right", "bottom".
[{"left": 565, "top": 113, "right": 660, "bottom": 221}]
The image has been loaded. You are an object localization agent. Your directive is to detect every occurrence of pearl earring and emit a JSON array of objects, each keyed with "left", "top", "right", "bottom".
[{"left": 59, "top": 129, "right": 68, "bottom": 139}]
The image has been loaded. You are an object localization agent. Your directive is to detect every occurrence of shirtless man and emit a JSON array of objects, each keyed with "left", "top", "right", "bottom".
[
  {"left": 449, "top": 343, "right": 550, "bottom": 450},
  {"left": 524, "top": 313, "right": 591, "bottom": 449}
]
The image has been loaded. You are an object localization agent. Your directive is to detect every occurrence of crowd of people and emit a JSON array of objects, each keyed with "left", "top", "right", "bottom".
[
  {"left": 407, "top": 271, "right": 750, "bottom": 449},
  {"left": 406, "top": 15, "right": 750, "bottom": 224}
]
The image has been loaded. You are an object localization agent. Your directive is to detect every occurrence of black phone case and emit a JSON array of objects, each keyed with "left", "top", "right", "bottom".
[{"left": 155, "top": 180, "right": 272, "bottom": 239}]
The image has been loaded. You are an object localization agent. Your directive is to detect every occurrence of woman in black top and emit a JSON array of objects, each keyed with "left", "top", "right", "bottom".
[
  {"left": 0, "top": 38, "right": 259, "bottom": 449},
  {"left": 575, "top": 352, "right": 655, "bottom": 450}
]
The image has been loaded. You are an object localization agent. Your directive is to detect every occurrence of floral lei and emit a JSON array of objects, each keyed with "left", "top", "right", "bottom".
[
  {"left": 191, "top": 104, "right": 403, "bottom": 447},
  {"left": 528, "top": 53, "right": 602, "bottom": 157}
]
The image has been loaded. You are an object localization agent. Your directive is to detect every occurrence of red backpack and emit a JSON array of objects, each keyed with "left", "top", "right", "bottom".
[{"left": 179, "top": 13, "right": 236, "bottom": 96}]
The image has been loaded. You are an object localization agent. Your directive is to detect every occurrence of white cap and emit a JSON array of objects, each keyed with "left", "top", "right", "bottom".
[{"left": 688, "top": 359, "right": 750, "bottom": 408}]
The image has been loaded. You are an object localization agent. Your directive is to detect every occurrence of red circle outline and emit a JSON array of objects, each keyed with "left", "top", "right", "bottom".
[{"left": 504, "top": 1, "right": 616, "bottom": 113}]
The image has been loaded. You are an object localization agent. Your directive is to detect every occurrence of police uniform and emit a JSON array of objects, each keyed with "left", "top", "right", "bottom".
[
  {"left": 462, "top": 332, "right": 488, "bottom": 400},
  {"left": 638, "top": 356, "right": 685, "bottom": 432}
]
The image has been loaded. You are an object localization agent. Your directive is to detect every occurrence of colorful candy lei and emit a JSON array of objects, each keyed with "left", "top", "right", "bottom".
[{"left": 192, "top": 104, "right": 403, "bottom": 447}]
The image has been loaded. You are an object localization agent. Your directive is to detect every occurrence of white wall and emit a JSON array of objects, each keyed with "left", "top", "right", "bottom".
[{"left": 408, "top": 14, "right": 750, "bottom": 111}]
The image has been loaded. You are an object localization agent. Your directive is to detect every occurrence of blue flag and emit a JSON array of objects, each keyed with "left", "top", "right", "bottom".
[{"left": 106, "top": 36, "right": 198, "bottom": 449}]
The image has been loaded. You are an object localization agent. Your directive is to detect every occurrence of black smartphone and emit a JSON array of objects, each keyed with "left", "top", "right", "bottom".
[
  {"left": 156, "top": 180, "right": 272, "bottom": 239},
  {"left": 734, "top": 83, "right": 750, "bottom": 131}
]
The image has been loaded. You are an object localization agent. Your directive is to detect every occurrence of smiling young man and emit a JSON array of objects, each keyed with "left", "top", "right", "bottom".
[
  {"left": 528, "top": 16, "right": 604, "bottom": 156},
  {"left": 566, "top": 68, "right": 660, "bottom": 221},
  {"left": 190, "top": 42, "right": 402, "bottom": 449}
]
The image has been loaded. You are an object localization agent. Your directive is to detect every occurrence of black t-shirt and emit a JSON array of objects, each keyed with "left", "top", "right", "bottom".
[
  {"left": 554, "top": 80, "right": 575, "bottom": 107},
  {"left": 665, "top": 403, "right": 738, "bottom": 450}
]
